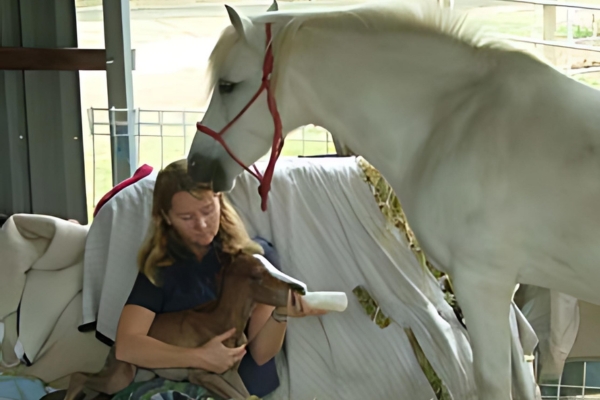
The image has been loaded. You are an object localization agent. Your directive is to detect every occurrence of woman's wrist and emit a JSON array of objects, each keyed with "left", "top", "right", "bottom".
[
  {"left": 187, "top": 346, "right": 208, "bottom": 369},
  {"left": 271, "top": 308, "right": 288, "bottom": 323}
]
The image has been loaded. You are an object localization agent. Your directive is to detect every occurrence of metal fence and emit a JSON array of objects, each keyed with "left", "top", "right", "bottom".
[
  {"left": 539, "top": 360, "right": 600, "bottom": 399},
  {"left": 496, "top": 0, "right": 600, "bottom": 74},
  {"left": 86, "top": 107, "right": 337, "bottom": 207}
]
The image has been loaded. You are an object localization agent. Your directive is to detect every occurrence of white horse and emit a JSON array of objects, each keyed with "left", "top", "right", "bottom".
[{"left": 187, "top": 1, "right": 600, "bottom": 399}]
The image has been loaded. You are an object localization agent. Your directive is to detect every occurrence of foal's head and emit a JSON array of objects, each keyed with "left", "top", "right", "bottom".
[{"left": 222, "top": 252, "right": 302, "bottom": 308}]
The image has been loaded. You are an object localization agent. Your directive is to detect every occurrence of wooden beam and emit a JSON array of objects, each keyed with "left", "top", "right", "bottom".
[{"left": 0, "top": 48, "right": 107, "bottom": 71}]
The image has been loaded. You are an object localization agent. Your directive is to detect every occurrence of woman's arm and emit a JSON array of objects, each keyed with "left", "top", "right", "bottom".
[
  {"left": 246, "top": 303, "right": 287, "bottom": 366},
  {"left": 115, "top": 305, "right": 198, "bottom": 368},
  {"left": 247, "top": 291, "right": 329, "bottom": 366},
  {"left": 246, "top": 237, "right": 288, "bottom": 365},
  {"left": 115, "top": 304, "right": 246, "bottom": 373},
  {"left": 246, "top": 238, "right": 328, "bottom": 365}
]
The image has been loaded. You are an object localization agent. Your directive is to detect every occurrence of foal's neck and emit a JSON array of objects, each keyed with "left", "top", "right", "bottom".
[{"left": 212, "top": 276, "right": 255, "bottom": 340}]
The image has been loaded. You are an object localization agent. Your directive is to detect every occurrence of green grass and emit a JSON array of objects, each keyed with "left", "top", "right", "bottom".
[
  {"left": 466, "top": 8, "right": 599, "bottom": 42},
  {"left": 574, "top": 75, "right": 600, "bottom": 88},
  {"left": 465, "top": 9, "right": 543, "bottom": 37},
  {"left": 556, "top": 24, "right": 595, "bottom": 39}
]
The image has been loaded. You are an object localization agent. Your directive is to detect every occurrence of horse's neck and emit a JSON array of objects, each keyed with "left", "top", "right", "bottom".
[{"left": 280, "top": 27, "right": 489, "bottom": 184}]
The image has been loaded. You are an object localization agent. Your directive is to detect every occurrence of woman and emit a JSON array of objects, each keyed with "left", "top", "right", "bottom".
[{"left": 114, "top": 159, "right": 326, "bottom": 399}]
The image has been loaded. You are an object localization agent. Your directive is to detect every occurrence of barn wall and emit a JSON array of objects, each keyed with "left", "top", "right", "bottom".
[
  {"left": 0, "top": 0, "right": 31, "bottom": 216},
  {"left": 0, "top": 0, "right": 87, "bottom": 223},
  {"left": 568, "top": 301, "right": 600, "bottom": 360}
]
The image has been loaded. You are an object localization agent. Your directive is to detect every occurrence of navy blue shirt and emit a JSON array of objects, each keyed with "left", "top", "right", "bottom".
[{"left": 125, "top": 237, "right": 282, "bottom": 397}]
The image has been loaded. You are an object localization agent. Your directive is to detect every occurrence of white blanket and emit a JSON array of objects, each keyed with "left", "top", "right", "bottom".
[
  {"left": 0, "top": 214, "right": 108, "bottom": 383},
  {"left": 82, "top": 156, "right": 537, "bottom": 399},
  {"left": 82, "top": 169, "right": 158, "bottom": 332},
  {"left": 516, "top": 285, "right": 579, "bottom": 382},
  {"left": 0, "top": 214, "right": 88, "bottom": 364},
  {"left": 232, "top": 157, "right": 473, "bottom": 399}
]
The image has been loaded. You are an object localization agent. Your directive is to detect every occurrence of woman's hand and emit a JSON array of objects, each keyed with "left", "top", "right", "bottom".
[
  {"left": 191, "top": 328, "right": 246, "bottom": 373},
  {"left": 275, "top": 290, "right": 329, "bottom": 318}
]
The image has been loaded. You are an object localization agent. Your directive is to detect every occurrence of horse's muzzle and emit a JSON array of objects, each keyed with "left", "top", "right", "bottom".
[
  {"left": 187, "top": 152, "right": 235, "bottom": 193},
  {"left": 187, "top": 152, "right": 218, "bottom": 186}
]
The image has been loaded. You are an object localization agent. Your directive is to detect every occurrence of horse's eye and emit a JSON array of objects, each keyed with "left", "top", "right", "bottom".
[{"left": 218, "top": 80, "right": 235, "bottom": 94}]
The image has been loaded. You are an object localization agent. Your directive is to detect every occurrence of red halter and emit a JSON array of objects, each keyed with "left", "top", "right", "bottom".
[{"left": 196, "top": 23, "right": 283, "bottom": 212}]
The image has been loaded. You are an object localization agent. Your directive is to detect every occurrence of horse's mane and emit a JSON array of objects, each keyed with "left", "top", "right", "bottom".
[
  {"left": 202, "top": 0, "right": 545, "bottom": 101},
  {"left": 272, "top": 1, "right": 480, "bottom": 46}
]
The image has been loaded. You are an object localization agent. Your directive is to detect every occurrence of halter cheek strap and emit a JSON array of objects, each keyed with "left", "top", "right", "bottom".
[{"left": 196, "top": 23, "right": 283, "bottom": 212}]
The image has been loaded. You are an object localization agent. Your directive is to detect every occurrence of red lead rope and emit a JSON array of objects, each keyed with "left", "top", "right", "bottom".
[{"left": 196, "top": 23, "right": 283, "bottom": 211}]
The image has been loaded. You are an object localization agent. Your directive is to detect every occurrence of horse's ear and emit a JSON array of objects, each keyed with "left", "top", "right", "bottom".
[
  {"left": 267, "top": 0, "right": 278, "bottom": 12},
  {"left": 225, "top": 5, "right": 254, "bottom": 43}
]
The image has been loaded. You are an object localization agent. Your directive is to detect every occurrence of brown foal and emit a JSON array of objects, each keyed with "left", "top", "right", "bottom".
[{"left": 44, "top": 251, "right": 300, "bottom": 400}]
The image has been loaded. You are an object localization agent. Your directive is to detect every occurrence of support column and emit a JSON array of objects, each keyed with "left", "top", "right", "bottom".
[
  {"left": 18, "top": 0, "right": 88, "bottom": 223},
  {"left": 543, "top": 5, "right": 557, "bottom": 65},
  {"left": 103, "top": 0, "right": 137, "bottom": 185},
  {"left": 0, "top": 0, "right": 31, "bottom": 216},
  {"left": 437, "top": 0, "right": 454, "bottom": 9}
]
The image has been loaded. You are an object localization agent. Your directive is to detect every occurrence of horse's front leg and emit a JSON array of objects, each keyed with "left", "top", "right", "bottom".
[{"left": 453, "top": 270, "right": 520, "bottom": 400}]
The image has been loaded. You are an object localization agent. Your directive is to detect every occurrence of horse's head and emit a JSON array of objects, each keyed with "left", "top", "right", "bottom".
[
  {"left": 226, "top": 251, "right": 304, "bottom": 309},
  {"left": 188, "top": 1, "right": 283, "bottom": 193}
]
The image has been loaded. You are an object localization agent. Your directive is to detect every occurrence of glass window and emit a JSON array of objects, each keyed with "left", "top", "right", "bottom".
[
  {"left": 586, "top": 362, "right": 600, "bottom": 388},
  {"left": 561, "top": 362, "right": 584, "bottom": 387},
  {"left": 539, "top": 361, "right": 600, "bottom": 399}
]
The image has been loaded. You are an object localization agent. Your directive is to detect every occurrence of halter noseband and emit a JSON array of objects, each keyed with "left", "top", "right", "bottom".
[{"left": 196, "top": 23, "right": 283, "bottom": 212}]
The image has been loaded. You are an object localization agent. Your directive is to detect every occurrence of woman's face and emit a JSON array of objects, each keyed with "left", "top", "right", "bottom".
[{"left": 167, "top": 190, "right": 221, "bottom": 249}]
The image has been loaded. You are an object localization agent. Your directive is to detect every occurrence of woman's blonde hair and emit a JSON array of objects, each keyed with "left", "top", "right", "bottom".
[{"left": 138, "top": 159, "right": 264, "bottom": 285}]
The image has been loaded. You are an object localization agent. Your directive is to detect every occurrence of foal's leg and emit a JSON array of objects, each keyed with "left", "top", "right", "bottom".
[
  {"left": 63, "top": 348, "right": 137, "bottom": 400},
  {"left": 78, "top": 360, "right": 137, "bottom": 396},
  {"left": 39, "top": 390, "right": 84, "bottom": 400},
  {"left": 221, "top": 369, "right": 251, "bottom": 398},
  {"left": 188, "top": 369, "right": 250, "bottom": 400},
  {"left": 453, "top": 270, "right": 517, "bottom": 400},
  {"left": 63, "top": 373, "right": 92, "bottom": 400}
]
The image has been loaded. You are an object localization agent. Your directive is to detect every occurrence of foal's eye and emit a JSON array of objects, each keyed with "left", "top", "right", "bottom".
[
  {"left": 218, "top": 80, "right": 236, "bottom": 94},
  {"left": 249, "top": 267, "right": 263, "bottom": 281}
]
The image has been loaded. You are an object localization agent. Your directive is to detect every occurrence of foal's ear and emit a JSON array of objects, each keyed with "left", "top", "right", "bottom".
[
  {"left": 267, "top": 0, "right": 279, "bottom": 12},
  {"left": 225, "top": 5, "right": 257, "bottom": 45}
]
